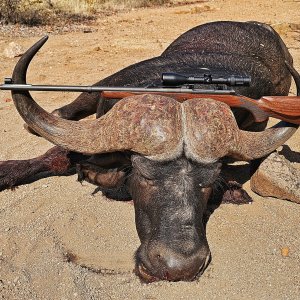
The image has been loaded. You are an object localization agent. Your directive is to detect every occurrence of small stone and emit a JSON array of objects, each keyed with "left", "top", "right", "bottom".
[
  {"left": 83, "top": 28, "right": 93, "bottom": 33},
  {"left": 281, "top": 247, "right": 289, "bottom": 257},
  {"left": 13, "top": 276, "right": 19, "bottom": 283},
  {"left": 3, "top": 42, "right": 25, "bottom": 58},
  {"left": 250, "top": 152, "right": 300, "bottom": 203}
]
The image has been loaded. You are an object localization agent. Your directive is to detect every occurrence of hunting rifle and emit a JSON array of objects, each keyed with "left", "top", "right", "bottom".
[{"left": 1, "top": 72, "right": 300, "bottom": 125}]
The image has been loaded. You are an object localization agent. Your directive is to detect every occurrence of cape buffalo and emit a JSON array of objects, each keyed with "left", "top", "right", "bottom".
[{"left": 0, "top": 21, "right": 299, "bottom": 282}]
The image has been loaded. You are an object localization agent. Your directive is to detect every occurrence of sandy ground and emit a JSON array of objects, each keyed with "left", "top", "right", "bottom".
[{"left": 0, "top": 0, "right": 299, "bottom": 299}]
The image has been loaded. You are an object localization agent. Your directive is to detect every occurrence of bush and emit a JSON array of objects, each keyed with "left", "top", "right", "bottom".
[
  {"left": 0, "top": 0, "right": 54, "bottom": 25},
  {"left": 0, "top": 0, "right": 171, "bottom": 25},
  {"left": 51, "top": 0, "right": 171, "bottom": 14},
  {"left": 0, "top": 0, "right": 19, "bottom": 24}
]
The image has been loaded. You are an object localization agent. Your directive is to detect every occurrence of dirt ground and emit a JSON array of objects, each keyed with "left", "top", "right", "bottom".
[{"left": 0, "top": 0, "right": 299, "bottom": 299}]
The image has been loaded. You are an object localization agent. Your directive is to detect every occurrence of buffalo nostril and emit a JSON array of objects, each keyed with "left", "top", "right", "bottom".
[
  {"left": 163, "top": 254, "right": 205, "bottom": 281},
  {"left": 147, "top": 243, "right": 209, "bottom": 281}
]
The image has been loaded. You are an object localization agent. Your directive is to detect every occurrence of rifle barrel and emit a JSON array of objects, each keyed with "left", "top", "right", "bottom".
[{"left": 0, "top": 83, "right": 236, "bottom": 94}]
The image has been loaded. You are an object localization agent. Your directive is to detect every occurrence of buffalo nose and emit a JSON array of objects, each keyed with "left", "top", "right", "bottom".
[{"left": 147, "top": 242, "right": 209, "bottom": 281}]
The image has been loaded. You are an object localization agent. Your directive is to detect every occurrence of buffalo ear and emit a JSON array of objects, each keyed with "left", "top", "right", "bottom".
[
  {"left": 76, "top": 162, "right": 132, "bottom": 201},
  {"left": 76, "top": 152, "right": 131, "bottom": 188},
  {"left": 76, "top": 162, "right": 127, "bottom": 188}
]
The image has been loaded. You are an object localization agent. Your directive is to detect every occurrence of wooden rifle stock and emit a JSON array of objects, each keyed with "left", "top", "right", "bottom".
[{"left": 101, "top": 91, "right": 300, "bottom": 125}]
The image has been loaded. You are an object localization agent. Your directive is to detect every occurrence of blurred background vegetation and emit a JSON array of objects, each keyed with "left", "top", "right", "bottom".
[{"left": 0, "top": 0, "right": 172, "bottom": 25}]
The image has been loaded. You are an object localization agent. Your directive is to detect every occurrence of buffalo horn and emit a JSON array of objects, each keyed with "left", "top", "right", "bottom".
[
  {"left": 11, "top": 37, "right": 182, "bottom": 159},
  {"left": 183, "top": 99, "right": 297, "bottom": 163},
  {"left": 232, "top": 61, "right": 299, "bottom": 160},
  {"left": 230, "top": 122, "right": 298, "bottom": 160},
  {"left": 11, "top": 37, "right": 298, "bottom": 162}
]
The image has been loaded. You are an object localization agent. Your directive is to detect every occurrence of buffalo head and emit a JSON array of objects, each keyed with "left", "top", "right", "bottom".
[{"left": 11, "top": 37, "right": 297, "bottom": 282}]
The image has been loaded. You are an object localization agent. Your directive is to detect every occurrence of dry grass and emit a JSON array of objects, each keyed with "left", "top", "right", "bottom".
[
  {"left": 0, "top": 0, "right": 172, "bottom": 25},
  {"left": 53, "top": 0, "right": 170, "bottom": 13}
]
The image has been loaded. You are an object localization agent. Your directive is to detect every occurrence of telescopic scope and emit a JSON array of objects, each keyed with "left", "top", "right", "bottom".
[{"left": 162, "top": 72, "right": 251, "bottom": 87}]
